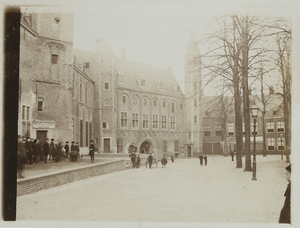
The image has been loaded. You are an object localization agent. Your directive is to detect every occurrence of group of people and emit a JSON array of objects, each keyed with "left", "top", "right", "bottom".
[
  {"left": 199, "top": 154, "right": 208, "bottom": 166},
  {"left": 17, "top": 135, "right": 95, "bottom": 179},
  {"left": 128, "top": 149, "right": 174, "bottom": 169}
]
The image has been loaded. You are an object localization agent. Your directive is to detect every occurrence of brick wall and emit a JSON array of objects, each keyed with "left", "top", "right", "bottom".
[{"left": 17, "top": 159, "right": 126, "bottom": 196}]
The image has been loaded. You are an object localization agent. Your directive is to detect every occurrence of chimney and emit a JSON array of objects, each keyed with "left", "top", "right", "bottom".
[
  {"left": 121, "top": 48, "right": 126, "bottom": 59},
  {"left": 168, "top": 66, "right": 172, "bottom": 71},
  {"left": 95, "top": 39, "right": 101, "bottom": 50}
]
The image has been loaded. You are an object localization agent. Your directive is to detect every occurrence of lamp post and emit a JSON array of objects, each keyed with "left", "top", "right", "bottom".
[
  {"left": 280, "top": 133, "right": 283, "bottom": 160},
  {"left": 250, "top": 106, "right": 259, "bottom": 181}
]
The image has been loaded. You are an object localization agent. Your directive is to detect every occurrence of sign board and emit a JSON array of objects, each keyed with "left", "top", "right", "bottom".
[{"left": 32, "top": 122, "right": 55, "bottom": 129}]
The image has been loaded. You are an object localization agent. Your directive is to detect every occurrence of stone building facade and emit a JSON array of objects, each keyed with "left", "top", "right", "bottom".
[{"left": 19, "top": 10, "right": 285, "bottom": 157}]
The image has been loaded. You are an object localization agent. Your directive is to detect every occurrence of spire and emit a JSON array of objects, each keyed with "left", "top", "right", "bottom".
[{"left": 185, "top": 28, "right": 201, "bottom": 59}]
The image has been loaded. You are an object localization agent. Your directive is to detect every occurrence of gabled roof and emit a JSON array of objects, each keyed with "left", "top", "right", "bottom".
[
  {"left": 115, "top": 57, "right": 185, "bottom": 99},
  {"left": 94, "top": 38, "right": 113, "bottom": 55}
]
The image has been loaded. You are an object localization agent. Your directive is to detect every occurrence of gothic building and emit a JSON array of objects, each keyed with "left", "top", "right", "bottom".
[{"left": 19, "top": 10, "right": 285, "bottom": 158}]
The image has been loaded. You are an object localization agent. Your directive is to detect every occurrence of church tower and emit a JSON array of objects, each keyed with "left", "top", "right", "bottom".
[{"left": 184, "top": 28, "right": 203, "bottom": 157}]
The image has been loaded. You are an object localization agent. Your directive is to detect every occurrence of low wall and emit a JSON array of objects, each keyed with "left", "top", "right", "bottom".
[{"left": 17, "top": 159, "right": 126, "bottom": 197}]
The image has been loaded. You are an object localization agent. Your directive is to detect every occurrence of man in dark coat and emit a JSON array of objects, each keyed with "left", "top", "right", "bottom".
[
  {"left": 199, "top": 154, "right": 203, "bottom": 166},
  {"left": 230, "top": 149, "right": 234, "bottom": 161},
  {"left": 17, "top": 135, "right": 26, "bottom": 178},
  {"left": 64, "top": 141, "right": 70, "bottom": 158},
  {"left": 70, "top": 141, "right": 76, "bottom": 161},
  {"left": 279, "top": 164, "right": 291, "bottom": 224},
  {"left": 148, "top": 153, "right": 153, "bottom": 168},
  {"left": 49, "top": 138, "right": 55, "bottom": 160},
  {"left": 43, "top": 138, "right": 50, "bottom": 163},
  {"left": 89, "top": 140, "right": 95, "bottom": 163},
  {"left": 32, "top": 139, "right": 40, "bottom": 164},
  {"left": 129, "top": 151, "right": 136, "bottom": 168},
  {"left": 136, "top": 155, "right": 141, "bottom": 168},
  {"left": 25, "top": 137, "right": 33, "bottom": 164},
  {"left": 75, "top": 142, "right": 81, "bottom": 159}
]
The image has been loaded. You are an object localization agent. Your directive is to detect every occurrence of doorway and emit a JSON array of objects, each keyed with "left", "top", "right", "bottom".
[
  {"left": 187, "top": 146, "right": 191, "bottom": 157},
  {"left": 139, "top": 141, "right": 151, "bottom": 154},
  {"left": 104, "top": 138, "right": 110, "bottom": 152},
  {"left": 36, "top": 130, "right": 47, "bottom": 144}
]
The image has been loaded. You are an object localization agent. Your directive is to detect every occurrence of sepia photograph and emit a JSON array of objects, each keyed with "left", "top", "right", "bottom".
[{"left": 2, "top": 0, "right": 300, "bottom": 227}]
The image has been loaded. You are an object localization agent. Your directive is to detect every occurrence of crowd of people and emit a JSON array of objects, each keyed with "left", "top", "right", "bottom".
[
  {"left": 17, "top": 135, "right": 95, "bottom": 179},
  {"left": 128, "top": 148, "right": 174, "bottom": 169}
]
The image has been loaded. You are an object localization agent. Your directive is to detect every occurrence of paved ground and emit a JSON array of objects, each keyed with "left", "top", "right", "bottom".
[{"left": 17, "top": 155, "right": 289, "bottom": 224}]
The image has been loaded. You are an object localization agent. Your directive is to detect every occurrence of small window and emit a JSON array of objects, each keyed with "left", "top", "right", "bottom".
[
  {"left": 277, "top": 121, "right": 285, "bottom": 132},
  {"left": 133, "top": 97, "right": 138, "bottom": 105},
  {"left": 103, "top": 122, "right": 107, "bottom": 129},
  {"left": 154, "top": 100, "right": 157, "bottom": 107},
  {"left": 215, "top": 125, "right": 222, "bottom": 136},
  {"left": 52, "top": 54, "right": 58, "bottom": 64},
  {"left": 180, "top": 103, "right": 183, "bottom": 109},
  {"left": 85, "top": 62, "right": 90, "bottom": 68},
  {"left": 278, "top": 137, "right": 285, "bottom": 150},
  {"left": 22, "top": 105, "right": 26, "bottom": 120},
  {"left": 267, "top": 122, "right": 274, "bottom": 132},
  {"left": 105, "top": 83, "right": 109, "bottom": 89},
  {"left": 273, "top": 110, "right": 278, "bottom": 115},
  {"left": 163, "top": 101, "right": 166, "bottom": 107},
  {"left": 37, "top": 97, "right": 44, "bottom": 112},
  {"left": 267, "top": 138, "right": 275, "bottom": 150}
]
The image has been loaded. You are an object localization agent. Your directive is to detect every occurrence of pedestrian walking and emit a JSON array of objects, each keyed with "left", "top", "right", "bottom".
[
  {"left": 49, "top": 138, "right": 55, "bottom": 160},
  {"left": 89, "top": 140, "right": 95, "bottom": 162},
  {"left": 25, "top": 137, "right": 33, "bottom": 164},
  {"left": 148, "top": 153, "right": 153, "bottom": 168},
  {"left": 64, "top": 141, "right": 70, "bottom": 158},
  {"left": 279, "top": 164, "right": 291, "bottom": 224},
  {"left": 204, "top": 155, "right": 207, "bottom": 166},
  {"left": 129, "top": 151, "right": 136, "bottom": 168},
  {"left": 161, "top": 155, "right": 168, "bottom": 168},
  {"left": 54, "top": 141, "right": 63, "bottom": 162},
  {"left": 17, "top": 135, "right": 26, "bottom": 179},
  {"left": 171, "top": 154, "right": 174, "bottom": 163},
  {"left": 75, "top": 142, "right": 81, "bottom": 159},
  {"left": 136, "top": 154, "right": 141, "bottom": 168},
  {"left": 199, "top": 154, "right": 203, "bottom": 166},
  {"left": 70, "top": 141, "right": 77, "bottom": 161},
  {"left": 230, "top": 149, "right": 234, "bottom": 161},
  {"left": 43, "top": 138, "right": 50, "bottom": 163}
]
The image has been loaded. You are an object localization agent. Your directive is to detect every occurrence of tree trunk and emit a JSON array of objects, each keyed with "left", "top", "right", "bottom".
[{"left": 241, "top": 16, "right": 252, "bottom": 171}]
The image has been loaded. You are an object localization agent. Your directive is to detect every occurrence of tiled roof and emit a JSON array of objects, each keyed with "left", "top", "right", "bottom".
[{"left": 115, "top": 57, "right": 185, "bottom": 99}]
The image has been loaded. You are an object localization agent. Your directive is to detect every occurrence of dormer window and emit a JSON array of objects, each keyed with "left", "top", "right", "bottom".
[
  {"left": 85, "top": 62, "right": 90, "bottom": 68},
  {"left": 137, "top": 74, "right": 145, "bottom": 86},
  {"left": 156, "top": 78, "right": 163, "bottom": 89}
]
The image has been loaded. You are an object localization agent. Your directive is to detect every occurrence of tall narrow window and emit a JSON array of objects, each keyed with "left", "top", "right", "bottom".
[
  {"left": 163, "top": 141, "right": 167, "bottom": 152},
  {"left": 204, "top": 125, "right": 210, "bottom": 136},
  {"left": 72, "top": 71, "right": 75, "bottom": 98},
  {"left": 132, "top": 113, "right": 139, "bottom": 128},
  {"left": 154, "top": 100, "right": 157, "bottom": 106},
  {"left": 22, "top": 105, "right": 26, "bottom": 120},
  {"left": 267, "top": 138, "right": 275, "bottom": 150},
  {"left": 215, "top": 125, "right": 222, "bottom": 136},
  {"left": 89, "top": 122, "right": 92, "bottom": 142},
  {"left": 162, "top": 115, "right": 167, "bottom": 129},
  {"left": 163, "top": 101, "right": 166, "bottom": 107},
  {"left": 122, "top": 95, "right": 126, "bottom": 103},
  {"left": 194, "top": 116, "right": 197, "bottom": 123},
  {"left": 180, "top": 103, "right": 183, "bottom": 109},
  {"left": 153, "top": 115, "right": 158, "bottom": 129},
  {"left": 37, "top": 97, "right": 44, "bottom": 112},
  {"left": 86, "top": 121, "right": 89, "bottom": 146},
  {"left": 278, "top": 137, "right": 285, "bottom": 150},
  {"left": 228, "top": 123, "right": 234, "bottom": 135},
  {"left": 103, "top": 122, "right": 107, "bottom": 129},
  {"left": 85, "top": 83, "right": 88, "bottom": 104},
  {"left": 144, "top": 99, "right": 147, "bottom": 106},
  {"left": 80, "top": 79, "right": 82, "bottom": 102},
  {"left": 26, "top": 107, "right": 30, "bottom": 120},
  {"left": 143, "top": 114, "right": 149, "bottom": 129},
  {"left": 170, "top": 116, "right": 176, "bottom": 129},
  {"left": 171, "top": 103, "right": 175, "bottom": 113},
  {"left": 72, "top": 119, "right": 75, "bottom": 140},
  {"left": 51, "top": 54, "right": 58, "bottom": 64},
  {"left": 105, "top": 83, "right": 109, "bottom": 89},
  {"left": 174, "top": 141, "right": 179, "bottom": 152},
  {"left": 117, "top": 138, "right": 123, "bottom": 153},
  {"left": 121, "top": 112, "right": 127, "bottom": 127},
  {"left": 267, "top": 122, "right": 274, "bottom": 132},
  {"left": 80, "top": 119, "right": 83, "bottom": 146},
  {"left": 277, "top": 121, "right": 285, "bottom": 132}
]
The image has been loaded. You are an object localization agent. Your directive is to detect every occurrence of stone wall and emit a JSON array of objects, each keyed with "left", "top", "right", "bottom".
[{"left": 17, "top": 159, "right": 126, "bottom": 196}]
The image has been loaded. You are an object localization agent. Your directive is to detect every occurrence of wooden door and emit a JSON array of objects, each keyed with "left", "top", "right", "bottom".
[
  {"left": 104, "top": 138, "right": 110, "bottom": 152},
  {"left": 36, "top": 130, "right": 47, "bottom": 144}
]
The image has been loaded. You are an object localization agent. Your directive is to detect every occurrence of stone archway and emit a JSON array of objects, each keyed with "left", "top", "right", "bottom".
[{"left": 138, "top": 137, "right": 157, "bottom": 157}]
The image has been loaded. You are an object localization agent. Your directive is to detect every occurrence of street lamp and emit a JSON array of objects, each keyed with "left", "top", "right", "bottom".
[
  {"left": 250, "top": 106, "right": 259, "bottom": 181},
  {"left": 280, "top": 133, "right": 283, "bottom": 160}
]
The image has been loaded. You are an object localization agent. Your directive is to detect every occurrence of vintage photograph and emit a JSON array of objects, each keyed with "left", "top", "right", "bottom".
[{"left": 6, "top": 0, "right": 298, "bottom": 226}]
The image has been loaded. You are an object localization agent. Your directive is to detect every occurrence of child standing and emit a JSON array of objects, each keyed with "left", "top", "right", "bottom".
[
  {"left": 89, "top": 140, "right": 95, "bottom": 163},
  {"left": 161, "top": 155, "right": 168, "bottom": 168}
]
